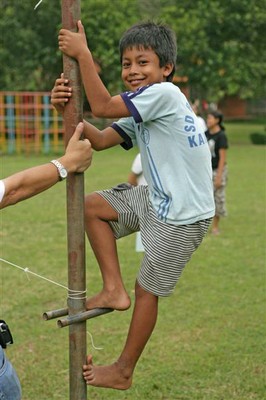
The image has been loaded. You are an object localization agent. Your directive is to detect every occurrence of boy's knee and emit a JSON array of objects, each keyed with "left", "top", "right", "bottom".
[
  {"left": 135, "top": 280, "right": 158, "bottom": 300},
  {"left": 85, "top": 192, "right": 117, "bottom": 221},
  {"left": 84, "top": 193, "right": 98, "bottom": 219}
]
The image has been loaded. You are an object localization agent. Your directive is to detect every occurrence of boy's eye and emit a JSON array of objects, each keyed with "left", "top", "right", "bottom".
[
  {"left": 122, "top": 62, "right": 130, "bottom": 68},
  {"left": 139, "top": 60, "right": 148, "bottom": 65}
]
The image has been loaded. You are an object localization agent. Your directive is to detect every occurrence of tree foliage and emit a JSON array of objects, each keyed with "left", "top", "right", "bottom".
[
  {"left": 163, "top": 0, "right": 266, "bottom": 100},
  {"left": 0, "top": 0, "right": 265, "bottom": 101},
  {"left": 0, "top": 1, "right": 61, "bottom": 90}
]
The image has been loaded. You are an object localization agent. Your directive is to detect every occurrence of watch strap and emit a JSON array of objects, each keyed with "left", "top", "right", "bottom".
[{"left": 50, "top": 159, "right": 67, "bottom": 181}]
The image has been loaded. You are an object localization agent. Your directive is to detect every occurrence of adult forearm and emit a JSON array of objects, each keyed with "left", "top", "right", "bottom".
[{"left": 1, "top": 164, "right": 59, "bottom": 208}]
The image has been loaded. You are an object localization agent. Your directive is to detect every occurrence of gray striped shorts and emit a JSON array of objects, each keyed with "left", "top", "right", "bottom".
[{"left": 97, "top": 184, "right": 211, "bottom": 297}]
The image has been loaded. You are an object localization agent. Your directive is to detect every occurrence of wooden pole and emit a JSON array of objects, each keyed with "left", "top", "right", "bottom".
[{"left": 61, "top": 1, "right": 87, "bottom": 399}]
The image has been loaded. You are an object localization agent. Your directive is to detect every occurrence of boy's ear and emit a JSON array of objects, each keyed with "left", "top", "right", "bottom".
[{"left": 163, "top": 63, "right": 174, "bottom": 78}]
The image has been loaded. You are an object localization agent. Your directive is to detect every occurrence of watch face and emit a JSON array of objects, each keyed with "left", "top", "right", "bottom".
[{"left": 60, "top": 168, "right": 68, "bottom": 179}]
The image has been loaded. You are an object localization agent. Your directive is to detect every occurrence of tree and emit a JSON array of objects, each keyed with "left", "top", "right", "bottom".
[
  {"left": 0, "top": 0, "right": 265, "bottom": 102},
  {"left": 160, "top": 0, "right": 266, "bottom": 101},
  {"left": 0, "top": 1, "right": 61, "bottom": 90},
  {"left": 81, "top": 0, "right": 140, "bottom": 94}
]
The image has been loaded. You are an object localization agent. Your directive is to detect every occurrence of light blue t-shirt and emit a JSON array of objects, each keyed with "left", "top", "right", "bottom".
[{"left": 112, "top": 82, "right": 215, "bottom": 225}]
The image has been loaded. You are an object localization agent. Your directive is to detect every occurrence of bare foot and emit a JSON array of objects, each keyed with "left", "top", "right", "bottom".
[
  {"left": 86, "top": 289, "right": 131, "bottom": 311},
  {"left": 83, "top": 355, "right": 132, "bottom": 390}
]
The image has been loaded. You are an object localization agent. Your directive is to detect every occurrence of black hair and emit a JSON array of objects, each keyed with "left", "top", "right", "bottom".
[
  {"left": 209, "top": 110, "right": 225, "bottom": 131},
  {"left": 119, "top": 21, "right": 177, "bottom": 82}
]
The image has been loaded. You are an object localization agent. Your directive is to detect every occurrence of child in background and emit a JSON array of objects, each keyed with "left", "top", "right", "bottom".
[
  {"left": 51, "top": 20, "right": 215, "bottom": 390},
  {"left": 128, "top": 153, "right": 147, "bottom": 252},
  {"left": 205, "top": 110, "right": 229, "bottom": 235},
  {"left": 128, "top": 153, "right": 147, "bottom": 187},
  {"left": 192, "top": 101, "right": 207, "bottom": 133}
]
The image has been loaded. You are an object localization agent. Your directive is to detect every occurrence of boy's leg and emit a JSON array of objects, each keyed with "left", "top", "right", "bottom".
[
  {"left": 84, "top": 192, "right": 131, "bottom": 310},
  {"left": 83, "top": 281, "right": 158, "bottom": 389}
]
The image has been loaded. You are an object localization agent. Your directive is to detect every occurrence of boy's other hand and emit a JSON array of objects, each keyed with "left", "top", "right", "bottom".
[
  {"left": 58, "top": 20, "right": 89, "bottom": 60},
  {"left": 51, "top": 73, "right": 72, "bottom": 114}
]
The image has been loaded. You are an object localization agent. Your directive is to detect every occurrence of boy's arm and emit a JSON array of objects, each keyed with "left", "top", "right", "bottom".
[
  {"left": 51, "top": 76, "right": 125, "bottom": 150},
  {"left": 82, "top": 121, "right": 124, "bottom": 150},
  {"left": 58, "top": 21, "right": 130, "bottom": 119}
]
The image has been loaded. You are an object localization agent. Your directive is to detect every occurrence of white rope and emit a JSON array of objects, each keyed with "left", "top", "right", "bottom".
[
  {"left": 0, "top": 258, "right": 86, "bottom": 299},
  {"left": 34, "top": 0, "right": 43, "bottom": 10},
  {"left": 1, "top": 257, "right": 104, "bottom": 350},
  {"left": 87, "top": 331, "right": 103, "bottom": 351}
]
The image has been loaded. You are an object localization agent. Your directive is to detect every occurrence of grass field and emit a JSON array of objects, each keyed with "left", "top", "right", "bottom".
[{"left": 0, "top": 120, "right": 265, "bottom": 399}]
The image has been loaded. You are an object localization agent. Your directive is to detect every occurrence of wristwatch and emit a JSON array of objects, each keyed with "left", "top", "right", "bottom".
[{"left": 50, "top": 159, "right": 68, "bottom": 181}]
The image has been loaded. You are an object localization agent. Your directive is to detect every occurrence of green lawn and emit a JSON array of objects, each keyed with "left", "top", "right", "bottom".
[{"left": 0, "top": 120, "right": 265, "bottom": 399}]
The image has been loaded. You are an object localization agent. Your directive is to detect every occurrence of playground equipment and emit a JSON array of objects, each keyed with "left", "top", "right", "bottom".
[
  {"left": 43, "top": 2, "right": 112, "bottom": 399},
  {"left": 0, "top": 91, "right": 63, "bottom": 154}
]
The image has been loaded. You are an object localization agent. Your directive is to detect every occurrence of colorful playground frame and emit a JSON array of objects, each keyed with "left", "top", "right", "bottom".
[{"left": 0, "top": 91, "right": 64, "bottom": 154}]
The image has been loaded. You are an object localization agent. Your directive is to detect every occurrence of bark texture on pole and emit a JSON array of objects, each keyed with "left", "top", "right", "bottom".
[{"left": 61, "top": 1, "right": 87, "bottom": 399}]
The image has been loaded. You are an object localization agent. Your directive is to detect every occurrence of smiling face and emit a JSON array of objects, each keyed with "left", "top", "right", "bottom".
[{"left": 121, "top": 46, "right": 173, "bottom": 91}]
